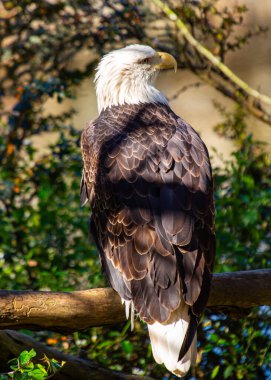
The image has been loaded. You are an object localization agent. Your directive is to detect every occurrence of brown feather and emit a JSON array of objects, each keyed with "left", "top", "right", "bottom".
[{"left": 81, "top": 102, "right": 215, "bottom": 357}]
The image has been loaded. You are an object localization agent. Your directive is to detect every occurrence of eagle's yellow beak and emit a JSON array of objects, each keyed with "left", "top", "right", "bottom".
[{"left": 155, "top": 52, "right": 177, "bottom": 72}]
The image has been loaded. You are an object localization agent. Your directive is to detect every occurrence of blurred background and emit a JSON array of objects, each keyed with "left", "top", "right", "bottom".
[{"left": 0, "top": 1, "right": 270, "bottom": 379}]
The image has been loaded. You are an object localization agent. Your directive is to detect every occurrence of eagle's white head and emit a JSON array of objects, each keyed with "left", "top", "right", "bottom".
[{"left": 95, "top": 44, "right": 177, "bottom": 113}]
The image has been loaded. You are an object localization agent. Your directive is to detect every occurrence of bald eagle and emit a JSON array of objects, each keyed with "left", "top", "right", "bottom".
[{"left": 81, "top": 45, "right": 215, "bottom": 377}]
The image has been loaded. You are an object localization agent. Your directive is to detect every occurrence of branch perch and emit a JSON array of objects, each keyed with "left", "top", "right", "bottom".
[{"left": 0, "top": 270, "right": 270, "bottom": 333}]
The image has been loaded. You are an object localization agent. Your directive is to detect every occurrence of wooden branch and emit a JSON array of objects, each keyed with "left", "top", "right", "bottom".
[
  {"left": 0, "top": 270, "right": 270, "bottom": 333},
  {"left": 0, "top": 287, "right": 124, "bottom": 332},
  {"left": 152, "top": 0, "right": 271, "bottom": 126},
  {"left": 0, "top": 330, "right": 154, "bottom": 380}
]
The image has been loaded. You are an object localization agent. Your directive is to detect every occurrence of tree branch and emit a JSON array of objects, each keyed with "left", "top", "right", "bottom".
[
  {"left": 152, "top": 0, "right": 271, "bottom": 126},
  {"left": 0, "top": 270, "right": 270, "bottom": 333},
  {"left": 0, "top": 330, "right": 154, "bottom": 380},
  {"left": 168, "top": 81, "right": 204, "bottom": 101}
]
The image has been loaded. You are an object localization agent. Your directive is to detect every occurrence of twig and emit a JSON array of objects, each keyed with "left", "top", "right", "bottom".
[
  {"left": 169, "top": 81, "right": 204, "bottom": 101},
  {"left": 152, "top": 0, "right": 271, "bottom": 106},
  {"left": 152, "top": 0, "right": 271, "bottom": 126}
]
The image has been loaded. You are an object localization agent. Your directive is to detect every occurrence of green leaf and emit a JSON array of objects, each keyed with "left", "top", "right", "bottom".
[
  {"left": 35, "top": 364, "right": 47, "bottom": 374},
  {"left": 241, "top": 175, "right": 254, "bottom": 190},
  {"left": 19, "top": 349, "right": 36, "bottom": 366},
  {"left": 23, "top": 362, "right": 34, "bottom": 371},
  {"left": 27, "top": 368, "right": 47, "bottom": 380},
  {"left": 241, "top": 209, "right": 258, "bottom": 226},
  {"left": 209, "top": 333, "right": 218, "bottom": 342},
  {"left": 121, "top": 340, "right": 133, "bottom": 354},
  {"left": 14, "top": 373, "right": 28, "bottom": 380},
  {"left": 211, "top": 365, "right": 220, "bottom": 379},
  {"left": 224, "top": 365, "right": 234, "bottom": 378},
  {"left": 0, "top": 375, "right": 9, "bottom": 380}
]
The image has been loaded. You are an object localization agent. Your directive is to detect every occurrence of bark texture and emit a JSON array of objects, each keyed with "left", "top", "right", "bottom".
[{"left": 0, "top": 270, "right": 270, "bottom": 333}]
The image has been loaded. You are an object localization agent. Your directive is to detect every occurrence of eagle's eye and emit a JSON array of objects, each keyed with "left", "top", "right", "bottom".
[{"left": 140, "top": 57, "right": 151, "bottom": 64}]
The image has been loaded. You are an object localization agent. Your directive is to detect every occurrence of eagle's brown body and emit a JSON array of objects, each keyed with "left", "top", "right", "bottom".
[{"left": 81, "top": 103, "right": 215, "bottom": 362}]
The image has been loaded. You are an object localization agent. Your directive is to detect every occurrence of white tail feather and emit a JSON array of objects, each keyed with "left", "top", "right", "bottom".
[{"left": 147, "top": 303, "right": 197, "bottom": 378}]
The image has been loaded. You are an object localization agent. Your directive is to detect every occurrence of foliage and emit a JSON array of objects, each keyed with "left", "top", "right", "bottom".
[
  {"left": 0, "top": 1, "right": 270, "bottom": 380},
  {"left": 0, "top": 349, "right": 64, "bottom": 380},
  {"left": 0, "top": 0, "right": 145, "bottom": 290},
  {"left": 212, "top": 103, "right": 271, "bottom": 273},
  {"left": 196, "top": 108, "right": 271, "bottom": 380}
]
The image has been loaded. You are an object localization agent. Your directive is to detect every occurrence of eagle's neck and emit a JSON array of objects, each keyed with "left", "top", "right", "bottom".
[{"left": 95, "top": 71, "right": 168, "bottom": 113}]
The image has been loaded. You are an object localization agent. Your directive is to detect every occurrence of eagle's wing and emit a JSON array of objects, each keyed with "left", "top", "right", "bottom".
[
  {"left": 81, "top": 105, "right": 215, "bottom": 359},
  {"left": 81, "top": 122, "right": 96, "bottom": 207}
]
